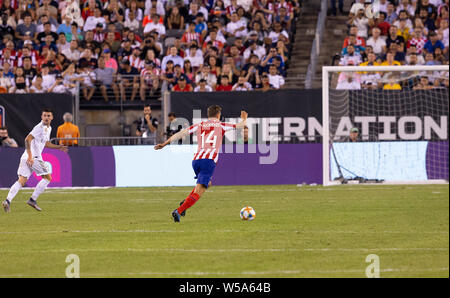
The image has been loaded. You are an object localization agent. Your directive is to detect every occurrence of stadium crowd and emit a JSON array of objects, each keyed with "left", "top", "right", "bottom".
[
  {"left": 0, "top": 0, "right": 301, "bottom": 100},
  {"left": 336, "top": 0, "right": 449, "bottom": 90}
]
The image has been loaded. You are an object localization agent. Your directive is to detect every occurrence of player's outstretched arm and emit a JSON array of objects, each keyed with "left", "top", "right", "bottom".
[
  {"left": 154, "top": 128, "right": 190, "bottom": 150},
  {"left": 45, "top": 141, "right": 69, "bottom": 153},
  {"left": 235, "top": 111, "right": 248, "bottom": 129},
  {"left": 25, "top": 134, "right": 35, "bottom": 167}
]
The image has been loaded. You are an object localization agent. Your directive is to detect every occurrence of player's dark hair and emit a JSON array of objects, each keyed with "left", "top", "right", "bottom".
[
  {"left": 42, "top": 108, "right": 53, "bottom": 114},
  {"left": 207, "top": 105, "right": 222, "bottom": 118}
]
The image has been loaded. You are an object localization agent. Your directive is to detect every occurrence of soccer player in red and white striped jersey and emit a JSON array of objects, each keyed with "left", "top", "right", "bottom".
[{"left": 155, "top": 105, "right": 248, "bottom": 222}]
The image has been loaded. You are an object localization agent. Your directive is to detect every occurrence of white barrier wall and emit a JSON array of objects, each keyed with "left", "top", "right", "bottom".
[{"left": 113, "top": 145, "right": 197, "bottom": 187}]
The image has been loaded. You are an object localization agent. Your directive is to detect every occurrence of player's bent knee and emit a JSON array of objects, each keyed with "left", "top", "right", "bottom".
[{"left": 18, "top": 176, "right": 28, "bottom": 187}]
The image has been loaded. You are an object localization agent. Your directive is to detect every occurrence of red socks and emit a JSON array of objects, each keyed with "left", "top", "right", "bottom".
[{"left": 178, "top": 192, "right": 200, "bottom": 214}]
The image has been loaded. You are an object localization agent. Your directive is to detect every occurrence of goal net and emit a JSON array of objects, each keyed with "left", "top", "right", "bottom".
[{"left": 322, "top": 65, "right": 449, "bottom": 185}]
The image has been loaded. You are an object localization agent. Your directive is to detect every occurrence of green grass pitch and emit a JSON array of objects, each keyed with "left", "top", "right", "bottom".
[{"left": 0, "top": 184, "right": 448, "bottom": 278}]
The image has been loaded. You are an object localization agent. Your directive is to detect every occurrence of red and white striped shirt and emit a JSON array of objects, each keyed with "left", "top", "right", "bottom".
[
  {"left": 182, "top": 32, "right": 202, "bottom": 45},
  {"left": 189, "top": 119, "right": 236, "bottom": 163},
  {"left": 127, "top": 54, "right": 144, "bottom": 70}
]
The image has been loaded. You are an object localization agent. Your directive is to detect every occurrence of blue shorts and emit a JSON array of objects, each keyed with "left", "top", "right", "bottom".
[{"left": 192, "top": 159, "right": 216, "bottom": 188}]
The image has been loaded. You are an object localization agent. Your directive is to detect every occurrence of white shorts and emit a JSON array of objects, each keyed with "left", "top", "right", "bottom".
[{"left": 17, "top": 158, "right": 52, "bottom": 178}]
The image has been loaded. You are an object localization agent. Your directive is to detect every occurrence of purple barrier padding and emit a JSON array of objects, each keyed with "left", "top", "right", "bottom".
[
  {"left": 90, "top": 147, "right": 116, "bottom": 187},
  {"left": 26, "top": 148, "right": 73, "bottom": 187},
  {"left": 426, "top": 141, "right": 449, "bottom": 180},
  {"left": 213, "top": 144, "right": 323, "bottom": 185},
  {"left": 0, "top": 148, "right": 23, "bottom": 188}
]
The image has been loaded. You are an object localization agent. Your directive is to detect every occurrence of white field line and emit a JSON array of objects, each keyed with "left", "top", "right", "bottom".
[
  {"left": 4, "top": 185, "right": 445, "bottom": 193},
  {"left": 0, "top": 247, "right": 447, "bottom": 254},
  {"left": 0, "top": 267, "right": 448, "bottom": 278},
  {"left": 0, "top": 229, "right": 447, "bottom": 235},
  {"left": 82, "top": 267, "right": 450, "bottom": 277}
]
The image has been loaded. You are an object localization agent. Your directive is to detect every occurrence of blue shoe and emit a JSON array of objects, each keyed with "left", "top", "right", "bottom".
[
  {"left": 179, "top": 200, "right": 186, "bottom": 217},
  {"left": 27, "top": 198, "right": 42, "bottom": 212},
  {"left": 172, "top": 209, "right": 181, "bottom": 222}
]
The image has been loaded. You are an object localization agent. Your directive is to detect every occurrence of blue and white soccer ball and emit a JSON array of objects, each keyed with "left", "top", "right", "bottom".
[{"left": 240, "top": 206, "right": 256, "bottom": 221}]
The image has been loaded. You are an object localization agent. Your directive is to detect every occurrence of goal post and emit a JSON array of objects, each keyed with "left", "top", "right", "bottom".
[{"left": 322, "top": 65, "right": 449, "bottom": 186}]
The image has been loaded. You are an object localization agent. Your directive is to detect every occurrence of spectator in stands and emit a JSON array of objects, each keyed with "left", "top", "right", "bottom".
[
  {"left": 118, "top": 59, "right": 140, "bottom": 101},
  {"left": 226, "top": 11, "right": 247, "bottom": 38},
  {"left": 339, "top": 44, "right": 362, "bottom": 66},
  {"left": 172, "top": 74, "right": 193, "bottom": 91},
  {"left": 407, "top": 52, "right": 422, "bottom": 66},
  {"left": 408, "top": 26, "right": 428, "bottom": 54},
  {"left": 367, "top": 27, "right": 386, "bottom": 56},
  {"left": 343, "top": 26, "right": 366, "bottom": 48},
  {"left": 15, "top": 12, "right": 37, "bottom": 42},
  {"left": 383, "top": 75, "right": 402, "bottom": 90},
  {"left": 30, "top": 74, "right": 47, "bottom": 93},
  {"left": 413, "top": 76, "right": 435, "bottom": 89},
  {"left": 348, "top": 0, "right": 365, "bottom": 16},
  {"left": 387, "top": 41, "right": 406, "bottom": 64},
  {"left": 0, "top": 126, "right": 18, "bottom": 147},
  {"left": 348, "top": 8, "right": 373, "bottom": 39},
  {"left": 78, "top": 63, "right": 96, "bottom": 100},
  {"left": 194, "top": 78, "right": 213, "bottom": 92},
  {"left": 195, "top": 64, "right": 217, "bottom": 89},
  {"left": 0, "top": 66, "right": 12, "bottom": 93},
  {"left": 348, "top": 127, "right": 360, "bottom": 142},
  {"left": 243, "top": 39, "right": 266, "bottom": 62},
  {"left": 83, "top": 7, "right": 106, "bottom": 32},
  {"left": 232, "top": 75, "right": 252, "bottom": 91},
  {"left": 385, "top": 2, "right": 398, "bottom": 24},
  {"left": 268, "top": 21, "right": 289, "bottom": 45},
  {"left": 102, "top": 48, "right": 118, "bottom": 71},
  {"left": 125, "top": 10, "right": 141, "bottom": 33},
  {"left": 336, "top": 68, "right": 361, "bottom": 90},
  {"left": 216, "top": 75, "right": 233, "bottom": 91},
  {"left": 135, "top": 104, "right": 159, "bottom": 145},
  {"left": 424, "top": 31, "right": 446, "bottom": 54},
  {"left": 375, "top": 12, "right": 391, "bottom": 36},
  {"left": 361, "top": 69, "right": 382, "bottom": 90},
  {"left": 360, "top": 52, "right": 380, "bottom": 67},
  {"left": 165, "top": 111, "right": 181, "bottom": 140},
  {"left": 341, "top": 36, "right": 365, "bottom": 55},
  {"left": 10, "top": 75, "right": 29, "bottom": 93},
  {"left": 57, "top": 112, "right": 80, "bottom": 146},
  {"left": 330, "top": 0, "right": 344, "bottom": 16},
  {"left": 424, "top": 51, "right": 439, "bottom": 65},
  {"left": 48, "top": 73, "right": 71, "bottom": 93},
  {"left": 182, "top": 60, "right": 195, "bottom": 82},
  {"left": 161, "top": 46, "right": 184, "bottom": 70},
  {"left": 256, "top": 74, "right": 275, "bottom": 91},
  {"left": 22, "top": 57, "right": 37, "bottom": 83},
  {"left": 140, "top": 61, "right": 161, "bottom": 101},
  {"left": 62, "top": 39, "right": 81, "bottom": 63},
  {"left": 267, "top": 64, "right": 285, "bottom": 89},
  {"left": 167, "top": 5, "right": 184, "bottom": 30},
  {"left": 94, "top": 57, "right": 119, "bottom": 101},
  {"left": 79, "top": 47, "right": 98, "bottom": 69},
  {"left": 143, "top": 13, "right": 166, "bottom": 38},
  {"left": 381, "top": 51, "right": 402, "bottom": 66}
]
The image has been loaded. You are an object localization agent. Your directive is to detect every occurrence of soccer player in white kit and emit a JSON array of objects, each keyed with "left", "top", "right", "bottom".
[{"left": 2, "top": 108, "right": 68, "bottom": 213}]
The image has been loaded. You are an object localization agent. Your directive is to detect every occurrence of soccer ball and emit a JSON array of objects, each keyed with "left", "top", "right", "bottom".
[{"left": 240, "top": 206, "right": 256, "bottom": 221}]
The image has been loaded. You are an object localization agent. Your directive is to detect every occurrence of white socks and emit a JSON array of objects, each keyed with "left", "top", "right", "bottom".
[
  {"left": 6, "top": 181, "right": 22, "bottom": 203},
  {"left": 31, "top": 179, "right": 51, "bottom": 201}
]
